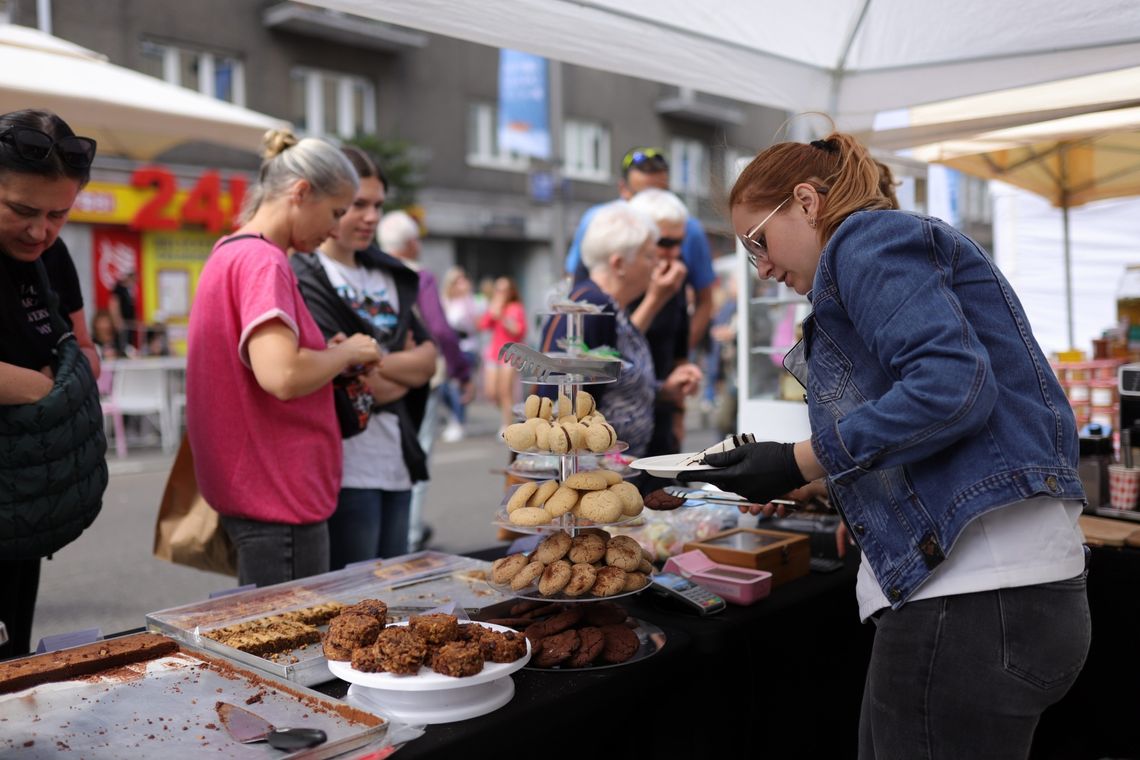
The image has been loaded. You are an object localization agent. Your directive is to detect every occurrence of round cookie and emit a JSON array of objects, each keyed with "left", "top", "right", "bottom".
[
  {"left": 506, "top": 481, "right": 538, "bottom": 513},
  {"left": 539, "top": 396, "right": 553, "bottom": 420},
  {"left": 637, "top": 557, "right": 654, "bottom": 575},
  {"left": 524, "top": 394, "right": 541, "bottom": 419},
  {"left": 557, "top": 393, "right": 573, "bottom": 419},
  {"left": 538, "top": 559, "right": 572, "bottom": 596},
  {"left": 606, "top": 535, "right": 644, "bottom": 571},
  {"left": 567, "top": 625, "right": 605, "bottom": 667},
  {"left": 599, "top": 623, "right": 640, "bottom": 663},
  {"left": 533, "top": 531, "right": 572, "bottom": 564},
  {"left": 623, "top": 571, "right": 650, "bottom": 592},
  {"left": 544, "top": 485, "right": 579, "bottom": 517},
  {"left": 591, "top": 566, "right": 627, "bottom": 596},
  {"left": 527, "top": 479, "right": 560, "bottom": 508},
  {"left": 568, "top": 532, "right": 606, "bottom": 564},
  {"left": 563, "top": 471, "right": 608, "bottom": 491},
  {"left": 531, "top": 629, "right": 580, "bottom": 668},
  {"left": 503, "top": 422, "right": 536, "bottom": 451},
  {"left": 509, "top": 507, "right": 552, "bottom": 526},
  {"left": 547, "top": 424, "right": 573, "bottom": 454},
  {"left": 491, "top": 553, "right": 529, "bottom": 584},
  {"left": 608, "top": 481, "right": 644, "bottom": 516},
  {"left": 563, "top": 563, "right": 597, "bottom": 597},
  {"left": 510, "top": 560, "right": 545, "bottom": 591},
  {"left": 522, "top": 416, "right": 546, "bottom": 434},
  {"left": 597, "top": 469, "right": 623, "bottom": 486},
  {"left": 578, "top": 527, "right": 612, "bottom": 542},
  {"left": 575, "top": 390, "right": 596, "bottom": 419},
  {"left": 585, "top": 424, "right": 614, "bottom": 453},
  {"left": 561, "top": 421, "right": 588, "bottom": 450},
  {"left": 578, "top": 490, "right": 623, "bottom": 523},
  {"left": 534, "top": 419, "right": 553, "bottom": 450}
]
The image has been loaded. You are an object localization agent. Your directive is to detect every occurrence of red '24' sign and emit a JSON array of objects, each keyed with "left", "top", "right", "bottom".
[{"left": 129, "top": 166, "right": 247, "bottom": 233}]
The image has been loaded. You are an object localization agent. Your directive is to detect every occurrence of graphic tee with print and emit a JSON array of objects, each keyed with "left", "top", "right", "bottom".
[{"left": 317, "top": 253, "right": 411, "bottom": 491}]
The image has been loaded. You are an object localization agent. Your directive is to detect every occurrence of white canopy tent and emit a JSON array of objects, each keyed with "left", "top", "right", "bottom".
[
  {"left": 306, "top": 0, "right": 1140, "bottom": 129},
  {"left": 0, "top": 24, "right": 288, "bottom": 159}
]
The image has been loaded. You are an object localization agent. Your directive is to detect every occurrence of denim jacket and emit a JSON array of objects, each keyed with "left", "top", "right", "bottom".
[{"left": 803, "top": 210, "right": 1084, "bottom": 607}]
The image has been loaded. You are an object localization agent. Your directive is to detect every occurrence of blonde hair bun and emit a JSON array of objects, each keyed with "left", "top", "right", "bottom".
[{"left": 261, "top": 128, "right": 299, "bottom": 160}]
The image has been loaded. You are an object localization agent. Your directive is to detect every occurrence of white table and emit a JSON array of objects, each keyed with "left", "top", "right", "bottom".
[{"left": 102, "top": 356, "right": 187, "bottom": 453}]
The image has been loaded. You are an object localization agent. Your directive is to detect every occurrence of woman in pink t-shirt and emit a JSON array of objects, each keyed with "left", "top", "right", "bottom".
[
  {"left": 478, "top": 276, "right": 526, "bottom": 430},
  {"left": 187, "top": 129, "right": 381, "bottom": 588}
]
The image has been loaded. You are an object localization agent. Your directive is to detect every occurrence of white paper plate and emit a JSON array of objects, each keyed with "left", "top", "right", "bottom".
[{"left": 628, "top": 452, "right": 715, "bottom": 479}]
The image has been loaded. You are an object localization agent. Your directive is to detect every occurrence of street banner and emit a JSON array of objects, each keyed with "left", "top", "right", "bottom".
[{"left": 498, "top": 49, "right": 550, "bottom": 159}]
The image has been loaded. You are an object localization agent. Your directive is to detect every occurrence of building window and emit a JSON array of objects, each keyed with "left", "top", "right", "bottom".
[
  {"left": 466, "top": 103, "right": 528, "bottom": 172},
  {"left": 670, "top": 138, "right": 710, "bottom": 198},
  {"left": 563, "top": 120, "right": 610, "bottom": 183},
  {"left": 140, "top": 40, "right": 245, "bottom": 106},
  {"left": 289, "top": 67, "right": 376, "bottom": 139}
]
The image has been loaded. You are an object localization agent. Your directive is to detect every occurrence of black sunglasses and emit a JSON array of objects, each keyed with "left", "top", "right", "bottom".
[
  {"left": 0, "top": 126, "right": 97, "bottom": 170},
  {"left": 657, "top": 236, "right": 683, "bottom": 249}
]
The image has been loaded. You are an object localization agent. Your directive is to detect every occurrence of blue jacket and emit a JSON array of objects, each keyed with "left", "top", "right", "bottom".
[{"left": 804, "top": 210, "right": 1083, "bottom": 606}]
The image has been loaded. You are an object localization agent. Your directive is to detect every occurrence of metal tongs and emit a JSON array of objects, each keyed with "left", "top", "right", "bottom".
[
  {"left": 680, "top": 433, "right": 758, "bottom": 467},
  {"left": 498, "top": 342, "right": 621, "bottom": 382}
]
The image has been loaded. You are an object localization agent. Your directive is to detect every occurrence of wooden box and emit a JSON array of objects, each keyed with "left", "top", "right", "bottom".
[{"left": 683, "top": 528, "right": 811, "bottom": 588}]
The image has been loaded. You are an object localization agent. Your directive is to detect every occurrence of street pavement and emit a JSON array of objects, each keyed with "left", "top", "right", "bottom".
[{"left": 30, "top": 399, "right": 720, "bottom": 648}]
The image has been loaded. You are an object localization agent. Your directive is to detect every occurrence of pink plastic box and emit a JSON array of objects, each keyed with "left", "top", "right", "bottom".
[{"left": 663, "top": 549, "right": 772, "bottom": 605}]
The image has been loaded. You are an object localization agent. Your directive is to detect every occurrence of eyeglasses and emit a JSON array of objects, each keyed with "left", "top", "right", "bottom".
[
  {"left": 622, "top": 147, "right": 668, "bottom": 172},
  {"left": 739, "top": 195, "right": 791, "bottom": 269},
  {"left": 657, "top": 236, "right": 683, "bottom": 249},
  {"left": 0, "top": 126, "right": 97, "bottom": 170}
]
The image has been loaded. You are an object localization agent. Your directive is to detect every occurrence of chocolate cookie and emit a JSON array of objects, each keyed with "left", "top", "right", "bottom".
[
  {"left": 566, "top": 625, "right": 605, "bottom": 667},
  {"left": 644, "top": 488, "right": 684, "bottom": 510},
  {"left": 531, "top": 629, "right": 580, "bottom": 668},
  {"left": 582, "top": 601, "right": 628, "bottom": 626},
  {"left": 599, "top": 623, "right": 640, "bottom": 664}
]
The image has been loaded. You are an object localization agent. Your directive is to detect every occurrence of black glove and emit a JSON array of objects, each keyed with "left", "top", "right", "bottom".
[{"left": 677, "top": 441, "right": 807, "bottom": 505}]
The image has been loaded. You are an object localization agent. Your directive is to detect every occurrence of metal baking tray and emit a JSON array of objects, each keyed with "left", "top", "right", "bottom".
[
  {"left": 146, "top": 551, "right": 513, "bottom": 686},
  {"left": 0, "top": 633, "right": 387, "bottom": 759}
]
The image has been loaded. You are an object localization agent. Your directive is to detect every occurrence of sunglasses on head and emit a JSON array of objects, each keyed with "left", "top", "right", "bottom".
[
  {"left": 0, "top": 126, "right": 97, "bottom": 170},
  {"left": 657, "top": 236, "right": 683, "bottom": 249},
  {"left": 622, "top": 147, "right": 668, "bottom": 172}
]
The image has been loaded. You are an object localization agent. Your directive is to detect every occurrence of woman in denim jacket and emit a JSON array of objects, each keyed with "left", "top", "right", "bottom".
[{"left": 687, "top": 132, "right": 1090, "bottom": 759}]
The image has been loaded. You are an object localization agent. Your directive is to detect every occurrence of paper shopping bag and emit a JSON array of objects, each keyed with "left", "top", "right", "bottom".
[{"left": 153, "top": 434, "right": 237, "bottom": 577}]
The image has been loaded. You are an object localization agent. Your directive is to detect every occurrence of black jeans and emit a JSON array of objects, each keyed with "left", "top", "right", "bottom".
[
  {"left": 219, "top": 516, "right": 329, "bottom": 588},
  {"left": 859, "top": 573, "right": 1091, "bottom": 760}
]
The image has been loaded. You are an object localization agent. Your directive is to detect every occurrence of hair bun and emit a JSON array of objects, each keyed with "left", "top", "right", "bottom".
[{"left": 261, "top": 128, "right": 299, "bottom": 160}]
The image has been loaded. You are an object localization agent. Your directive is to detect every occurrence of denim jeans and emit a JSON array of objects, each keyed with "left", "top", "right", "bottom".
[
  {"left": 219, "top": 516, "right": 329, "bottom": 588},
  {"left": 327, "top": 488, "right": 412, "bottom": 570},
  {"left": 859, "top": 573, "right": 1091, "bottom": 760}
]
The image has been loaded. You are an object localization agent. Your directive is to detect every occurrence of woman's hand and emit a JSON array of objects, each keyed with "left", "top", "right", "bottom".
[
  {"left": 337, "top": 333, "right": 383, "bottom": 369},
  {"left": 677, "top": 441, "right": 807, "bottom": 504},
  {"left": 660, "top": 363, "right": 703, "bottom": 403}
]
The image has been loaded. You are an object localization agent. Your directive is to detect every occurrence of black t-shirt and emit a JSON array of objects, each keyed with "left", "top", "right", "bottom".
[
  {"left": 112, "top": 281, "right": 136, "bottom": 321},
  {"left": 630, "top": 288, "right": 689, "bottom": 382},
  {"left": 0, "top": 239, "right": 83, "bottom": 369}
]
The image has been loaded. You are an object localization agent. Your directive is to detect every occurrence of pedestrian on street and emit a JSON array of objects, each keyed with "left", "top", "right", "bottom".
[
  {"left": 186, "top": 129, "right": 381, "bottom": 588},
  {"left": 0, "top": 108, "right": 105, "bottom": 659}
]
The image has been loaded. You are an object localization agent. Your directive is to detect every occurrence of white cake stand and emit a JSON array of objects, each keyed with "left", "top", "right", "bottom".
[{"left": 329, "top": 622, "right": 531, "bottom": 725}]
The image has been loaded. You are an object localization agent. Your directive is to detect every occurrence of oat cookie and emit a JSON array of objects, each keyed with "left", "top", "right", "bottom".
[
  {"left": 509, "top": 507, "right": 552, "bottom": 526},
  {"left": 605, "top": 535, "right": 643, "bottom": 571},
  {"left": 491, "top": 553, "right": 529, "bottom": 584},
  {"left": 568, "top": 533, "right": 606, "bottom": 564},
  {"left": 533, "top": 531, "right": 572, "bottom": 564},
  {"left": 538, "top": 559, "right": 573, "bottom": 596},
  {"left": 578, "top": 490, "right": 623, "bottom": 523},
  {"left": 507, "top": 481, "right": 538, "bottom": 513},
  {"left": 597, "top": 469, "right": 623, "bottom": 486},
  {"left": 527, "top": 479, "right": 560, "bottom": 508},
  {"left": 591, "top": 566, "right": 628, "bottom": 596},
  {"left": 563, "top": 471, "right": 608, "bottom": 491},
  {"left": 608, "top": 481, "right": 644, "bottom": 516},
  {"left": 544, "top": 485, "right": 579, "bottom": 517},
  {"left": 563, "top": 563, "right": 597, "bottom": 597},
  {"left": 510, "top": 560, "right": 546, "bottom": 591},
  {"left": 622, "top": 571, "right": 649, "bottom": 592}
]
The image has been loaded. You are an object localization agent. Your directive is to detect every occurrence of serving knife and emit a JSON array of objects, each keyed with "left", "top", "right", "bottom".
[
  {"left": 665, "top": 485, "right": 797, "bottom": 511},
  {"left": 215, "top": 701, "right": 327, "bottom": 750}
]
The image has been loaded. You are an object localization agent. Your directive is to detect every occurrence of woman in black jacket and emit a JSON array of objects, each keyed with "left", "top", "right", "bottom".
[{"left": 291, "top": 147, "right": 437, "bottom": 568}]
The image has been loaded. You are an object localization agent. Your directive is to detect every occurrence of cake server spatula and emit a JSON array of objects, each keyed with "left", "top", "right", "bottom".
[{"left": 215, "top": 701, "right": 327, "bottom": 750}]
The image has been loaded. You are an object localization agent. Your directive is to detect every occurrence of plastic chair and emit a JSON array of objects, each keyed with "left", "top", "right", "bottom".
[
  {"left": 110, "top": 363, "right": 176, "bottom": 453},
  {"left": 97, "top": 366, "right": 128, "bottom": 459}
]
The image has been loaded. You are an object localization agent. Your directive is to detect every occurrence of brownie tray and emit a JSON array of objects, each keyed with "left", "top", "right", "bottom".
[{"left": 0, "top": 633, "right": 387, "bottom": 759}]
